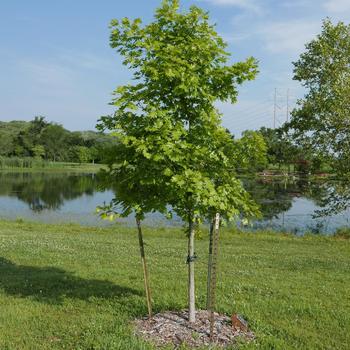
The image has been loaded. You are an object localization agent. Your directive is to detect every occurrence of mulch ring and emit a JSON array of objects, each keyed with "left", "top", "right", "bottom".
[{"left": 134, "top": 310, "right": 255, "bottom": 349}]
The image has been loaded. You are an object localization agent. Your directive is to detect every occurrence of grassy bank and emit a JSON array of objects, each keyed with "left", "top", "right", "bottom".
[
  {"left": 0, "top": 220, "right": 349, "bottom": 349},
  {"left": 0, "top": 158, "right": 104, "bottom": 173}
]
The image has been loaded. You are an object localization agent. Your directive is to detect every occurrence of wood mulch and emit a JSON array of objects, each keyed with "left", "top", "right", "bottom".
[{"left": 134, "top": 310, "right": 255, "bottom": 349}]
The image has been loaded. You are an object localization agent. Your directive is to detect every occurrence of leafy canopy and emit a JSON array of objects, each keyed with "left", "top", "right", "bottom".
[
  {"left": 99, "top": 0, "right": 259, "bottom": 222},
  {"left": 289, "top": 19, "right": 350, "bottom": 176}
]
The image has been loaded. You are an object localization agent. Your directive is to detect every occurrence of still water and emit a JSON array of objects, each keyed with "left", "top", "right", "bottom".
[{"left": 0, "top": 172, "right": 349, "bottom": 234}]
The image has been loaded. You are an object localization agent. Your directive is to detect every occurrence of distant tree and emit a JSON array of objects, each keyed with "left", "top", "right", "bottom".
[
  {"left": 0, "top": 133, "right": 14, "bottom": 156},
  {"left": 40, "top": 124, "right": 69, "bottom": 161},
  {"left": 89, "top": 147, "right": 99, "bottom": 164},
  {"left": 258, "top": 127, "right": 297, "bottom": 169},
  {"left": 72, "top": 146, "right": 92, "bottom": 163},
  {"left": 232, "top": 130, "right": 267, "bottom": 172},
  {"left": 67, "top": 131, "right": 85, "bottom": 147},
  {"left": 14, "top": 145, "right": 25, "bottom": 157},
  {"left": 14, "top": 116, "right": 48, "bottom": 157},
  {"left": 31, "top": 145, "right": 45, "bottom": 159},
  {"left": 4, "top": 122, "right": 28, "bottom": 156},
  {"left": 30, "top": 116, "right": 48, "bottom": 137}
]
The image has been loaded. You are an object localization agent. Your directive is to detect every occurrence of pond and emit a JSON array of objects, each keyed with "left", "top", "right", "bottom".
[{"left": 0, "top": 172, "right": 349, "bottom": 234}]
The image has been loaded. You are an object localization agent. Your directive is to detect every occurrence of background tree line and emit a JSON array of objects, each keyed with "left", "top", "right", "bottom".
[
  {"left": 0, "top": 116, "right": 117, "bottom": 163},
  {"left": 257, "top": 126, "right": 330, "bottom": 174},
  {"left": 0, "top": 116, "right": 332, "bottom": 173}
]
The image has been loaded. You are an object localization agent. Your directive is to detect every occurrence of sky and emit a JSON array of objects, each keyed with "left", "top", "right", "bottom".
[{"left": 1, "top": 0, "right": 350, "bottom": 135}]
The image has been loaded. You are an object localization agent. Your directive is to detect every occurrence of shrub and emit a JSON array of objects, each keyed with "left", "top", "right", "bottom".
[{"left": 334, "top": 227, "right": 350, "bottom": 239}]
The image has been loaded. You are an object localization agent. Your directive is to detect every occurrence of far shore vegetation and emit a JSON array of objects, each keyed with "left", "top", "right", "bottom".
[
  {"left": 0, "top": 117, "right": 335, "bottom": 176},
  {"left": 0, "top": 117, "right": 117, "bottom": 167},
  {"left": 0, "top": 158, "right": 104, "bottom": 172}
]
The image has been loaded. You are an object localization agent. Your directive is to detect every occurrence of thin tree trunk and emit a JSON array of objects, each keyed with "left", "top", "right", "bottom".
[
  {"left": 206, "top": 219, "right": 214, "bottom": 310},
  {"left": 136, "top": 217, "right": 152, "bottom": 318},
  {"left": 209, "top": 213, "right": 220, "bottom": 340},
  {"left": 188, "top": 218, "right": 196, "bottom": 323}
]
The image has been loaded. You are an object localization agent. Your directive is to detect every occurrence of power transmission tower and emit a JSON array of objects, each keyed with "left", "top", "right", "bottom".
[{"left": 274, "top": 88, "right": 292, "bottom": 127}]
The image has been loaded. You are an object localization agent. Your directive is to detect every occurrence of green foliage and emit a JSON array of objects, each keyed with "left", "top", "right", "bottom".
[
  {"left": 40, "top": 124, "right": 72, "bottom": 161},
  {"left": 289, "top": 19, "right": 350, "bottom": 176},
  {"left": 100, "top": 0, "right": 259, "bottom": 223},
  {"left": 71, "top": 146, "right": 92, "bottom": 164},
  {"left": 0, "top": 120, "right": 29, "bottom": 156},
  {"left": 259, "top": 127, "right": 298, "bottom": 168},
  {"left": 99, "top": 0, "right": 260, "bottom": 322},
  {"left": 258, "top": 127, "right": 329, "bottom": 173},
  {"left": 334, "top": 227, "right": 350, "bottom": 239},
  {"left": 229, "top": 130, "right": 267, "bottom": 172},
  {"left": 32, "top": 145, "right": 46, "bottom": 159},
  {"left": 0, "top": 117, "right": 117, "bottom": 164}
]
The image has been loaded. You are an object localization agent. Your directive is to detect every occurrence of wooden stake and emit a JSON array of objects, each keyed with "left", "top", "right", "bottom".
[
  {"left": 209, "top": 213, "right": 220, "bottom": 340},
  {"left": 206, "top": 219, "right": 214, "bottom": 310},
  {"left": 188, "top": 218, "right": 196, "bottom": 323},
  {"left": 136, "top": 217, "right": 152, "bottom": 319}
]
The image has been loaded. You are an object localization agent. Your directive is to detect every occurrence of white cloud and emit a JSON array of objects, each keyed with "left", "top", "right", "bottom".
[
  {"left": 220, "top": 30, "right": 252, "bottom": 43},
  {"left": 259, "top": 20, "right": 321, "bottom": 55},
  {"left": 280, "top": 0, "right": 312, "bottom": 9},
  {"left": 19, "top": 61, "right": 75, "bottom": 91},
  {"left": 56, "top": 50, "right": 118, "bottom": 72},
  {"left": 324, "top": 0, "right": 350, "bottom": 13},
  {"left": 200, "top": 0, "right": 262, "bottom": 13}
]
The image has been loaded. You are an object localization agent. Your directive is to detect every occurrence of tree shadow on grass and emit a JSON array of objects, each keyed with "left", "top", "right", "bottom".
[{"left": 0, "top": 257, "right": 142, "bottom": 305}]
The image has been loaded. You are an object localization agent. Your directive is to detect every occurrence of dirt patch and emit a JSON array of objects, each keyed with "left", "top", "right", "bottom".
[{"left": 134, "top": 310, "right": 254, "bottom": 349}]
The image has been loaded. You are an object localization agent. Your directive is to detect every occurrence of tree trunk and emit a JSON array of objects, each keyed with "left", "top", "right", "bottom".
[
  {"left": 209, "top": 213, "right": 220, "bottom": 340},
  {"left": 206, "top": 219, "right": 214, "bottom": 310},
  {"left": 136, "top": 217, "right": 152, "bottom": 318},
  {"left": 188, "top": 218, "right": 196, "bottom": 323}
]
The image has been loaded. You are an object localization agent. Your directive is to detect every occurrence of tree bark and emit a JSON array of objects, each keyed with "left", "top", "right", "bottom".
[
  {"left": 188, "top": 218, "right": 196, "bottom": 323},
  {"left": 136, "top": 217, "right": 152, "bottom": 318}
]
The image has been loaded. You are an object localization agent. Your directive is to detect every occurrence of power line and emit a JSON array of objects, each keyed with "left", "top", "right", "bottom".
[{"left": 222, "top": 88, "right": 298, "bottom": 133}]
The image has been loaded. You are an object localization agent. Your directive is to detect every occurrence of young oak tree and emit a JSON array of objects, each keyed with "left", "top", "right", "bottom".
[{"left": 99, "top": 0, "right": 258, "bottom": 323}]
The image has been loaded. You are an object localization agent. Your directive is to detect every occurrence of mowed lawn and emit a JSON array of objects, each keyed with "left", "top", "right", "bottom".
[{"left": 0, "top": 220, "right": 349, "bottom": 350}]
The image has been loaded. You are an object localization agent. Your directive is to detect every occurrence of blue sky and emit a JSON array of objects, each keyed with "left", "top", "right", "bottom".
[{"left": 1, "top": 0, "right": 350, "bottom": 134}]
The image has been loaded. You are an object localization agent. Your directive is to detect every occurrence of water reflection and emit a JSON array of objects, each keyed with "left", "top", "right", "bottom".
[
  {"left": 0, "top": 172, "right": 98, "bottom": 212},
  {"left": 242, "top": 177, "right": 334, "bottom": 219},
  {"left": 0, "top": 172, "right": 349, "bottom": 233},
  {"left": 243, "top": 176, "right": 350, "bottom": 233}
]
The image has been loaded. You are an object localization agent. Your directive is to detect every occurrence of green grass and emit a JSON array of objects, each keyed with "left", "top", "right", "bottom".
[
  {"left": 0, "top": 220, "right": 349, "bottom": 349},
  {"left": 0, "top": 161, "right": 104, "bottom": 173}
]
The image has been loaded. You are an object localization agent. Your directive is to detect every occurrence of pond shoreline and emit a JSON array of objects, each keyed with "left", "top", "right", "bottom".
[
  {"left": 0, "top": 162, "right": 105, "bottom": 173},
  {"left": 0, "top": 171, "right": 349, "bottom": 234}
]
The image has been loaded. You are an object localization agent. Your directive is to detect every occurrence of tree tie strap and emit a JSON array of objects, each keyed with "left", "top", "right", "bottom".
[{"left": 186, "top": 253, "right": 198, "bottom": 264}]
